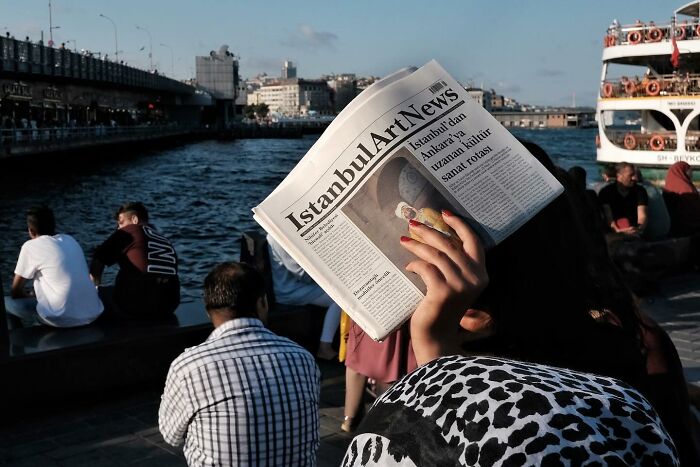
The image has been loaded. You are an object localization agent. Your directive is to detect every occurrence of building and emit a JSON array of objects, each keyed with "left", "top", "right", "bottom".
[
  {"left": 465, "top": 87, "right": 493, "bottom": 112},
  {"left": 282, "top": 60, "right": 297, "bottom": 79},
  {"left": 490, "top": 92, "right": 505, "bottom": 110},
  {"left": 324, "top": 73, "right": 357, "bottom": 113},
  {"left": 493, "top": 108, "right": 595, "bottom": 128},
  {"left": 249, "top": 78, "right": 333, "bottom": 116},
  {"left": 195, "top": 45, "right": 239, "bottom": 127}
]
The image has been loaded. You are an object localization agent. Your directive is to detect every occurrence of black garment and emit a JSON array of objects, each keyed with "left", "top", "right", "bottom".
[
  {"left": 599, "top": 183, "right": 648, "bottom": 227},
  {"left": 94, "top": 224, "right": 180, "bottom": 316}
]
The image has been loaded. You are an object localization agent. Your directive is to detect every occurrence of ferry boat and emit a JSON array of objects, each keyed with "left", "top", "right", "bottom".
[{"left": 597, "top": 1, "right": 700, "bottom": 179}]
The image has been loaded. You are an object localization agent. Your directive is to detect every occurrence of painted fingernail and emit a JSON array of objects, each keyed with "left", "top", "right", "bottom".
[
  {"left": 442, "top": 209, "right": 453, "bottom": 217},
  {"left": 408, "top": 219, "right": 421, "bottom": 227},
  {"left": 400, "top": 236, "right": 411, "bottom": 243}
]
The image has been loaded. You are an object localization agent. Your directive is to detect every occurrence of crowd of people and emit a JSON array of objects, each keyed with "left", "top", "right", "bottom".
[{"left": 5, "top": 147, "right": 700, "bottom": 465}]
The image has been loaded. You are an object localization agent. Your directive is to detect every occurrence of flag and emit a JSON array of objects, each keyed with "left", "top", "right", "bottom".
[{"left": 671, "top": 35, "right": 680, "bottom": 68}]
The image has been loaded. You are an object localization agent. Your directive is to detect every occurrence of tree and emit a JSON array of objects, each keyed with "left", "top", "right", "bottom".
[
  {"left": 255, "top": 103, "right": 269, "bottom": 121},
  {"left": 243, "top": 105, "right": 256, "bottom": 120}
]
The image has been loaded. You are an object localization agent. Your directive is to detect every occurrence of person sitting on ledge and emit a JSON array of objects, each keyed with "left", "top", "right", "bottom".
[
  {"left": 663, "top": 161, "right": 700, "bottom": 236},
  {"left": 6, "top": 206, "right": 103, "bottom": 327},
  {"left": 90, "top": 202, "right": 180, "bottom": 317},
  {"left": 599, "top": 162, "right": 649, "bottom": 235},
  {"left": 159, "top": 262, "right": 320, "bottom": 466}
]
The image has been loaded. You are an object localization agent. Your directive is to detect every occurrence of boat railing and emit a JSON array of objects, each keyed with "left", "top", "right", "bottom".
[
  {"left": 604, "top": 129, "right": 677, "bottom": 152},
  {"left": 600, "top": 72, "right": 700, "bottom": 98},
  {"left": 603, "top": 20, "right": 700, "bottom": 47}
]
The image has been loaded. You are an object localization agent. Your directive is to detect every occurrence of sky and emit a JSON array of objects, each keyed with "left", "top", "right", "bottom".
[{"left": 0, "top": 0, "right": 679, "bottom": 107}]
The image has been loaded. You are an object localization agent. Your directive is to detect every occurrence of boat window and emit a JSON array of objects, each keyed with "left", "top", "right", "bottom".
[
  {"left": 647, "top": 110, "right": 674, "bottom": 131},
  {"left": 601, "top": 110, "right": 676, "bottom": 152},
  {"left": 684, "top": 114, "right": 700, "bottom": 151}
]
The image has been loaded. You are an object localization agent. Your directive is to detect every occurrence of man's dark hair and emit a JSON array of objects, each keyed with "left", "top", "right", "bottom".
[
  {"left": 203, "top": 262, "right": 266, "bottom": 318},
  {"left": 615, "top": 162, "right": 634, "bottom": 175},
  {"left": 115, "top": 202, "right": 149, "bottom": 223},
  {"left": 601, "top": 164, "right": 617, "bottom": 179},
  {"left": 27, "top": 206, "right": 56, "bottom": 235}
]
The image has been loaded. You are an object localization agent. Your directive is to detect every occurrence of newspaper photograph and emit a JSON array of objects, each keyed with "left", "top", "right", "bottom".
[{"left": 254, "top": 60, "right": 563, "bottom": 341}]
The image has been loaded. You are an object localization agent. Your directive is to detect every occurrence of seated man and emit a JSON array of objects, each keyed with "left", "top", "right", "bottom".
[
  {"left": 90, "top": 202, "right": 179, "bottom": 317},
  {"left": 599, "top": 162, "right": 649, "bottom": 235},
  {"left": 6, "top": 206, "right": 103, "bottom": 327},
  {"left": 159, "top": 262, "right": 320, "bottom": 466},
  {"left": 267, "top": 233, "right": 341, "bottom": 360}
]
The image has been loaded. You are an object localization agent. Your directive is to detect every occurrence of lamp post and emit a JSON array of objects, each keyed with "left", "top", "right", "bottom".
[
  {"left": 160, "top": 42, "right": 174, "bottom": 77},
  {"left": 66, "top": 38, "right": 76, "bottom": 52},
  {"left": 48, "top": 0, "right": 54, "bottom": 46},
  {"left": 99, "top": 13, "right": 118, "bottom": 62},
  {"left": 135, "top": 25, "right": 152, "bottom": 71}
]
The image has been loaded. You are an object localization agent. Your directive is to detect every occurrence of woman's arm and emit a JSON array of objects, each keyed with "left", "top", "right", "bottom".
[{"left": 400, "top": 211, "right": 488, "bottom": 366}]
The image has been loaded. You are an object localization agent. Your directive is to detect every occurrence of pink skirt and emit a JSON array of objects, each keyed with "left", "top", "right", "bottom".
[{"left": 345, "top": 321, "right": 417, "bottom": 383}]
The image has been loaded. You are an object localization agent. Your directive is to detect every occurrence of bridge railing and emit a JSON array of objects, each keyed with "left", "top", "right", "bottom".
[
  {"left": 0, "top": 124, "right": 187, "bottom": 148},
  {"left": 0, "top": 36, "right": 193, "bottom": 94}
]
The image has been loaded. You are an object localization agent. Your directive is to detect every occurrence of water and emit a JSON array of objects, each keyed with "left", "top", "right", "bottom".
[{"left": 0, "top": 128, "right": 598, "bottom": 301}]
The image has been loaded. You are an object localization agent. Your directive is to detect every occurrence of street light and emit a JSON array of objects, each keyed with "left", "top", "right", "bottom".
[
  {"left": 135, "top": 25, "right": 152, "bottom": 71},
  {"left": 99, "top": 13, "right": 118, "bottom": 62},
  {"left": 66, "top": 38, "right": 77, "bottom": 52},
  {"left": 160, "top": 43, "right": 174, "bottom": 77},
  {"left": 48, "top": 0, "right": 55, "bottom": 46}
]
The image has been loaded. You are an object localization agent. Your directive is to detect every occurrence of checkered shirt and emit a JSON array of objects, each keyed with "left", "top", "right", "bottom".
[{"left": 159, "top": 317, "right": 321, "bottom": 466}]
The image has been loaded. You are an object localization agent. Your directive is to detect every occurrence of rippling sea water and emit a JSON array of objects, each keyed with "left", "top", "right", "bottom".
[{"left": 0, "top": 128, "right": 597, "bottom": 301}]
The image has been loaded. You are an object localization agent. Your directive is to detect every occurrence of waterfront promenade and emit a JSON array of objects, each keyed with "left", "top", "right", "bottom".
[{"left": 2, "top": 272, "right": 699, "bottom": 466}]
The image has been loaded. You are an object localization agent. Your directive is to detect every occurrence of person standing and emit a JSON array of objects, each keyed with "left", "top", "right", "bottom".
[
  {"left": 159, "top": 262, "right": 320, "bottom": 466},
  {"left": 267, "top": 233, "right": 341, "bottom": 360},
  {"left": 90, "top": 202, "right": 180, "bottom": 317},
  {"left": 6, "top": 206, "right": 103, "bottom": 327}
]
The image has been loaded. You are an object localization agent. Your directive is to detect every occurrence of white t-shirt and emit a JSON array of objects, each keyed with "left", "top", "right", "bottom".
[{"left": 14, "top": 234, "right": 103, "bottom": 327}]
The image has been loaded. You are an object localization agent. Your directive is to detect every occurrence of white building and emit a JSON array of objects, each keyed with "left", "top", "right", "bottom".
[{"left": 249, "top": 78, "right": 333, "bottom": 116}]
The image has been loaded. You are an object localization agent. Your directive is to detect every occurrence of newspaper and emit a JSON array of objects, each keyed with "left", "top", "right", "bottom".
[{"left": 253, "top": 60, "right": 563, "bottom": 341}]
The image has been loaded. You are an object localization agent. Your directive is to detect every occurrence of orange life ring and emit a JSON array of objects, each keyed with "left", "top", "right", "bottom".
[
  {"left": 695, "top": 24, "right": 700, "bottom": 38},
  {"left": 649, "top": 134, "right": 665, "bottom": 151},
  {"left": 628, "top": 30, "right": 643, "bottom": 44},
  {"left": 645, "top": 80, "right": 661, "bottom": 96},
  {"left": 647, "top": 27, "right": 663, "bottom": 42},
  {"left": 607, "top": 35, "right": 616, "bottom": 47},
  {"left": 624, "top": 80, "right": 637, "bottom": 95},
  {"left": 676, "top": 25, "right": 687, "bottom": 40},
  {"left": 602, "top": 82, "right": 614, "bottom": 98},
  {"left": 624, "top": 133, "right": 637, "bottom": 150}
]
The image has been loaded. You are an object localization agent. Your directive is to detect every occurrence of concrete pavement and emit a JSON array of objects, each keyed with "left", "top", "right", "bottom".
[{"left": 1, "top": 272, "right": 699, "bottom": 466}]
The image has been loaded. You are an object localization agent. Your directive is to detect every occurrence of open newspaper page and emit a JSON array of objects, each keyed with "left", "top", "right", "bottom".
[{"left": 254, "top": 60, "right": 563, "bottom": 341}]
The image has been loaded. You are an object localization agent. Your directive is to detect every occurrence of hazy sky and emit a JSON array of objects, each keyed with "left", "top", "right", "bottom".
[{"left": 1, "top": 0, "right": 678, "bottom": 106}]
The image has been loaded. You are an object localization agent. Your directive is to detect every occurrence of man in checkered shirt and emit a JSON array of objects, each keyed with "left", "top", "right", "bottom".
[{"left": 159, "top": 262, "right": 321, "bottom": 466}]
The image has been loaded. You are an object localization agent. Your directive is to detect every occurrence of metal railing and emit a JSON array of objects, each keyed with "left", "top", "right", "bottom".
[
  {"left": 600, "top": 73, "right": 700, "bottom": 98},
  {"left": 604, "top": 129, "right": 677, "bottom": 151},
  {"left": 0, "top": 124, "right": 185, "bottom": 148},
  {"left": 0, "top": 36, "right": 194, "bottom": 95},
  {"left": 603, "top": 21, "right": 700, "bottom": 47}
]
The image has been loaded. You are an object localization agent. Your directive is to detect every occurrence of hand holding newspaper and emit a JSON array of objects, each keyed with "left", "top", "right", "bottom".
[{"left": 253, "top": 60, "right": 563, "bottom": 341}]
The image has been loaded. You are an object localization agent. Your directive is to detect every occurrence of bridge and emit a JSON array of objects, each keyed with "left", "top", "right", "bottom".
[{"left": 0, "top": 36, "right": 205, "bottom": 159}]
